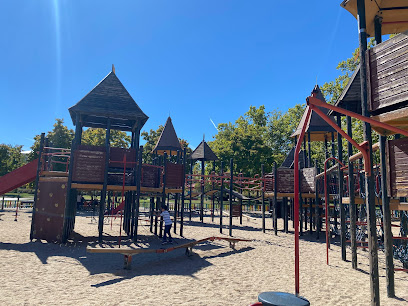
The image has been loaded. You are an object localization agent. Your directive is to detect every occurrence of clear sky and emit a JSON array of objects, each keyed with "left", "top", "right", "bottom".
[{"left": 1, "top": 1, "right": 361, "bottom": 151}]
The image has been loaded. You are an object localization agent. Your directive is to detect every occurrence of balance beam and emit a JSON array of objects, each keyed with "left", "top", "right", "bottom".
[{"left": 87, "top": 236, "right": 251, "bottom": 269}]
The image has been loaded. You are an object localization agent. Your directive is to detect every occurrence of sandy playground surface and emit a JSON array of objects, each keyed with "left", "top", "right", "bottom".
[{"left": 0, "top": 208, "right": 407, "bottom": 306}]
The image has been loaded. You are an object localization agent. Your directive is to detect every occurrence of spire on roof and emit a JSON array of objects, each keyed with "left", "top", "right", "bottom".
[
  {"left": 112, "top": 64, "right": 115, "bottom": 74},
  {"left": 68, "top": 70, "right": 148, "bottom": 131},
  {"left": 189, "top": 140, "right": 218, "bottom": 161},
  {"left": 153, "top": 117, "right": 182, "bottom": 155},
  {"left": 291, "top": 85, "right": 337, "bottom": 142}
]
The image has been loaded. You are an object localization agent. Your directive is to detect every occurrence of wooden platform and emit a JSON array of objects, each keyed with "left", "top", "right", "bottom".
[
  {"left": 70, "top": 183, "right": 182, "bottom": 194},
  {"left": 265, "top": 192, "right": 336, "bottom": 199},
  {"left": 87, "top": 236, "right": 251, "bottom": 269},
  {"left": 342, "top": 197, "right": 408, "bottom": 210}
]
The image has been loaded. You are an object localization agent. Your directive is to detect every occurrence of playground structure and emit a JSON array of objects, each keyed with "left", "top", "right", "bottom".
[{"left": 0, "top": 3, "right": 407, "bottom": 304}]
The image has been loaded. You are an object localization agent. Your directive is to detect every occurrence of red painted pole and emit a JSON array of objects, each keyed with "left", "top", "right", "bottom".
[{"left": 294, "top": 106, "right": 312, "bottom": 295}]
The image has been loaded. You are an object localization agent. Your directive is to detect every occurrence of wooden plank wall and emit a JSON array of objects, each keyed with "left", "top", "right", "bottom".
[
  {"left": 301, "top": 167, "right": 317, "bottom": 193},
  {"left": 72, "top": 145, "right": 105, "bottom": 183},
  {"left": 166, "top": 163, "right": 184, "bottom": 188},
  {"left": 388, "top": 137, "right": 408, "bottom": 197},
  {"left": 109, "top": 147, "right": 136, "bottom": 169},
  {"left": 368, "top": 30, "right": 408, "bottom": 114},
  {"left": 141, "top": 165, "right": 160, "bottom": 188}
]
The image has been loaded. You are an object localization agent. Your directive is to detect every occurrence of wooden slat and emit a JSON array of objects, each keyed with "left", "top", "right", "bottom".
[
  {"left": 342, "top": 197, "right": 400, "bottom": 207},
  {"left": 40, "top": 171, "right": 68, "bottom": 177},
  {"left": 348, "top": 142, "right": 379, "bottom": 162},
  {"left": 71, "top": 183, "right": 181, "bottom": 194}
]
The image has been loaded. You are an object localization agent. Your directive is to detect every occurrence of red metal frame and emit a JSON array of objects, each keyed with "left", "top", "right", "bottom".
[{"left": 293, "top": 95, "right": 408, "bottom": 295}]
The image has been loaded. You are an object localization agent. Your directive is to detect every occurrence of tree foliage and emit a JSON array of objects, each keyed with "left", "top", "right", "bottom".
[
  {"left": 0, "top": 144, "right": 25, "bottom": 176},
  {"left": 28, "top": 119, "right": 75, "bottom": 162},
  {"left": 210, "top": 105, "right": 304, "bottom": 175},
  {"left": 81, "top": 128, "right": 131, "bottom": 148}
]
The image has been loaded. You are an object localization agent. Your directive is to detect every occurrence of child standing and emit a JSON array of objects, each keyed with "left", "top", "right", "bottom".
[{"left": 160, "top": 205, "right": 173, "bottom": 244}]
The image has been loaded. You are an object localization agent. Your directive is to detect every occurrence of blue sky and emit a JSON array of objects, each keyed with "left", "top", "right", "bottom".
[{"left": 1, "top": 1, "right": 361, "bottom": 151}]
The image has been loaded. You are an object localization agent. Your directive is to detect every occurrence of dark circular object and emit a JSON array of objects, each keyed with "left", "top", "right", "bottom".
[{"left": 258, "top": 292, "right": 310, "bottom": 306}]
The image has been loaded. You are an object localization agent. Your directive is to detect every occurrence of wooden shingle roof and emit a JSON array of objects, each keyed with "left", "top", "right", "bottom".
[
  {"left": 153, "top": 117, "right": 182, "bottom": 155},
  {"left": 328, "top": 67, "right": 362, "bottom": 116},
  {"left": 291, "top": 85, "right": 337, "bottom": 142},
  {"left": 69, "top": 71, "right": 148, "bottom": 131},
  {"left": 189, "top": 140, "right": 218, "bottom": 161}
]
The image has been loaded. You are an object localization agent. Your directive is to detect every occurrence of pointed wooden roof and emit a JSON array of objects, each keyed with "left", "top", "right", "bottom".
[
  {"left": 69, "top": 70, "right": 148, "bottom": 131},
  {"left": 281, "top": 146, "right": 306, "bottom": 169},
  {"left": 189, "top": 140, "right": 218, "bottom": 161},
  {"left": 329, "top": 67, "right": 362, "bottom": 116},
  {"left": 153, "top": 117, "right": 182, "bottom": 156},
  {"left": 291, "top": 85, "right": 337, "bottom": 142}
]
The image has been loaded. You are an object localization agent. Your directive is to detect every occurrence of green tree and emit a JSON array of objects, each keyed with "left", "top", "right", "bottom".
[
  {"left": 28, "top": 119, "right": 75, "bottom": 162},
  {"left": 0, "top": 144, "right": 25, "bottom": 176},
  {"left": 210, "top": 105, "right": 274, "bottom": 175},
  {"left": 268, "top": 104, "right": 305, "bottom": 165},
  {"left": 81, "top": 128, "right": 131, "bottom": 148}
]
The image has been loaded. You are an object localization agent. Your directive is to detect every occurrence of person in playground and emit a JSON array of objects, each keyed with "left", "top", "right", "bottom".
[{"left": 160, "top": 205, "right": 172, "bottom": 244}]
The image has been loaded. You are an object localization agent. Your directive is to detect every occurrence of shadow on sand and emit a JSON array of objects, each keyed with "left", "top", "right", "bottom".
[{"left": 0, "top": 231, "right": 254, "bottom": 287}]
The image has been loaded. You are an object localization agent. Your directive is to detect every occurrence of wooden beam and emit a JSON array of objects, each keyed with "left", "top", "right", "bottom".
[
  {"left": 349, "top": 142, "right": 379, "bottom": 162},
  {"left": 342, "top": 197, "right": 400, "bottom": 208},
  {"left": 71, "top": 183, "right": 181, "bottom": 194}
]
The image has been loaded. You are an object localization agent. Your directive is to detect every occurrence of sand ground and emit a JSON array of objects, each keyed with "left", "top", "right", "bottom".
[{"left": 0, "top": 208, "right": 407, "bottom": 305}]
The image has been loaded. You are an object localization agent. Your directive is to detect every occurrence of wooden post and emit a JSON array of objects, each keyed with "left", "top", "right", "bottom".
[
  {"left": 212, "top": 161, "right": 215, "bottom": 222},
  {"left": 239, "top": 198, "right": 243, "bottom": 225},
  {"left": 180, "top": 147, "right": 187, "bottom": 237},
  {"left": 160, "top": 152, "right": 167, "bottom": 238},
  {"left": 98, "top": 119, "right": 111, "bottom": 242},
  {"left": 373, "top": 17, "right": 395, "bottom": 297},
  {"left": 379, "top": 135, "right": 395, "bottom": 296},
  {"left": 283, "top": 197, "right": 288, "bottom": 233},
  {"left": 200, "top": 159, "right": 205, "bottom": 222},
  {"left": 229, "top": 158, "right": 233, "bottom": 237},
  {"left": 149, "top": 197, "right": 154, "bottom": 233},
  {"left": 133, "top": 146, "right": 143, "bottom": 242},
  {"left": 30, "top": 133, "right": 45, "bottom": 240},
  {"left": 189, "top": 159, "right": 193, "bottom": 221},
  {"left": 346, "top": 115, "right": 357, "bottom": 269},
  {"left": 220, "top": 161, "right": 224, "bottom": 234},
  {"left": 357, "top": 1, "right": 380, "bottom": 304},
  {"left": 261, "top": 164, "right": 265, "bottom": 233},
  {"left": 315, "top": 161, "right": 320, "bottom": 239},
  {"left": 274, "top": 162, "right": 278, "bottom": 235},
  {"left": 337, "top": 116, "right": 346, "bottom": 261}
]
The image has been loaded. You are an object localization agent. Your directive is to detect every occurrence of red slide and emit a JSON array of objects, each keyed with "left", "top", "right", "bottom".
[
  {"left": 0, "top": 159, "right": 38, "bottom": 196},
  {"left": 105, "top": 200, "right": 125, "bottom": 215}
]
